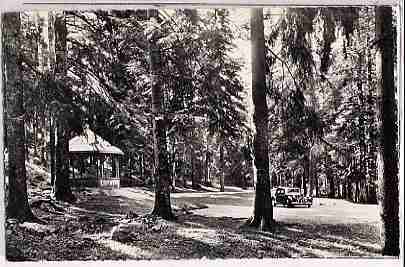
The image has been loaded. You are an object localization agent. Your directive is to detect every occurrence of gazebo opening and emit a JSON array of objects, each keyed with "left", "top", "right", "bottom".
[{"left": 69, "top": 128, "right": 124, "bottom": 188}]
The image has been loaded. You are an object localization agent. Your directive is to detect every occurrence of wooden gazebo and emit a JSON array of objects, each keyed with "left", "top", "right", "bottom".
[{"left": 69, "top": 128, "right": 124, "bottom": 188}]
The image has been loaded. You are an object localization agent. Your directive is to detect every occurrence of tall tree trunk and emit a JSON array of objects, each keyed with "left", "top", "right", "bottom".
[
  {"left": 54, "top": 118, "right": 75, "bottom": 202},
  {"left": 303, "top": 153, "right": 309, "bottom": 195},
  {"left": 3, "top": 12, "right": 36, "bottom": 221},
  {"left": 191, "top": 144, "right": 197, "bottom": 189},
  {"left": 169, "top": 137, "right": 177, "bottom": 189},
  {"left": 204, "top": 149, "right": 211, "bottom": 186},
  {"left": 308, "top": 147, "right": 313, "bottom": 196},
  {"left": 149, "top": 23, "right": 174, "bottom": 220},
  {"left": 204, "top": 134, "right": 212, "bottom": 186},
  {"left": 48, "top": 11, "right": 57, "bottom": 189},
  {"left": 342, "top": 178, "right": 347, "bottom": 199},
  {"left": 182, "top": 143, "right": 187, "bottom": 187},
  {"left": 329, "top": 176, "right": 335, "bottom": 198},
  {"left": 315, "top": 173, "right": 319, "bottom": 197},
  {"left": 36, "top": 12, "right": 50, "bottom": 167},
  {"left": 50, "top": 116, "right": 56, "bottom": 189},
  {"left": 52, "top": 12, "right": 75, "bottom": 202},
  {"left": 219, "top": 141, "right": 225, "bottom": 192},
  {"left": 40, "top": 116, "right": 47, "bottom": 166},
  {"left": 326, "top": 156, "right": 335, "bottom": 198},
  {"left": 246, "top": 8, "right": 273, "bottom": 230},
  {"left": 172, "top": 158, "right": 176, "bottom": 189},
  {"left": 33, "top": 110, "right": 39, "bottom": 157},
  {"left": 347, "top": 176, "right": 352, "bottom": 201},
  {"left": 140, "top": 152, "right": 144, "bottom": 179},
  {"left": 375, "top": 6, "right": 399, "bottom": 256}
]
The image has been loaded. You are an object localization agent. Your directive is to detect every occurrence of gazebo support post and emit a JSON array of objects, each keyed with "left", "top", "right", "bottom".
[
  {"left": 80, "top": 155, "right": 83, "bottom": 179},
  {"left": 100, "top": 157, "right": 102, "bottom": 179},
  {"left": 96, "top": 154, "right": 99, "bottom": 181},
  {"left": 115, "top": 156, "right": 120, "bottom": 179},
  {"left": 112, "top": 155, "right": 116, "bottom": 178},
  {"left": 71, "top": 157, "right": 75, "bottom": 180}
]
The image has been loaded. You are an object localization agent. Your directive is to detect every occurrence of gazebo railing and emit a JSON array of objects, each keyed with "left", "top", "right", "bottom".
[
  {"left": 98, "top": 177, "right": 120, "bottom": 188},
  {"left": 70, "top": 177, "right": 98, "bottom": 188},
  {"left": 69, "top": 151, "right": 122, "bottom": 188},
  {"left": 70, "top": 175, "right": 120, "bottom": 188}
]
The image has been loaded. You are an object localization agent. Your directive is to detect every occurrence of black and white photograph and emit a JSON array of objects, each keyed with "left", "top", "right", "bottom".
[{"left": 1, "top": 1, "right": 403, "bottom": 263}]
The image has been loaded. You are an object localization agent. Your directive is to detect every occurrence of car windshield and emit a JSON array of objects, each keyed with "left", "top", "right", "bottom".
[
  {"left": 287, "top": 188, "right": 300, "bottom": 193},
  {"left": 276, "top": 188, "right": 285, "bottom": 194}
]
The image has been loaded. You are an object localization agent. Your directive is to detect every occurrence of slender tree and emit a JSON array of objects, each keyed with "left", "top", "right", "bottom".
[
  {"left": 149, "top": 11, "right": 175, "bottom": 220},
  {"left": 246, "top": 8, "right": 273, "bottom": 229},
  {"left": 219, "top": 141, "right": 225, "bottom": 192},
  {"left": 48, "top": 11, "right": 57, "bottom": 189},
  {"left": 375, "top": 6, "right": 399, "bottom": 256},
  {"left": 52, "top": 12, "right": 76, "bottom": 202},
  {"left": 3, "top": 12, "right": 36, "bottom": 221}
]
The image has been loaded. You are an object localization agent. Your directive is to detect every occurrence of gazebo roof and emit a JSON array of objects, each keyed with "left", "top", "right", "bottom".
[{"left": 69, "top": 128, "right": 124, "bottom": 155}]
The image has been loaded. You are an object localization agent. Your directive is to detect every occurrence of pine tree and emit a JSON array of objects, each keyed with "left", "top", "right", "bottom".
[
  {"left": 3, "top": 12, "right": 36, "bottom": 221},
  {"left": 148, "top": 11, "right": 175, "bottom": 220},
  {"left": 246, "top": 8, "right": 273, "bottom": 229},
  {"left": 375, "top": 6, "right": 399, "bottom": 256},
  {"left": 53, "top": 12, "right": 76, "bottom": 202}
]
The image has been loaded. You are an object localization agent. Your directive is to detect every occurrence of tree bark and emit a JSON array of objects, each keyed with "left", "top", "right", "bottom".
[
  {"left": 246, "top": 8, "right": 273, "bottom": 230},
  {"left": 50, "top": 116, "right": 56, "bottom": 189},
  {"left": 33, "top": 110, "right": 39, "bottom": 157},
  {"left": 54, "top": 118, "right": 75, "bottom": 202},
  {"left": 4, "top": 12, "right": 37, "bottom": 221},
  {"left": 48, "top": 11, "right": 57, "bottom": 189},
  {"left": 303, "top": 153, "right": 309, "bottom": 195},
  {"left": 140, "top": 152, "right": 144, "bottom": 180},
  {"left": 219, "top": 141, "right": 225, "bottom": 192},
  {"left": 329, "top": 176, "right": 335, "bottom": 198},
  {"left": 308, "top": 147, "right": 313, "bottom": 196},
  {"left": 149, "top": 23, "right": 174, "bottom": 220},
  {"left": 191, "top": 143, "right": 197, "bottom": 189},
  {"left": 170, "top": 138, "right": 177, "bottom": 188},
  {"left": 182, "top": 144, "right": 187, "bottom": 187},
  {"left": 52, "top": 12, "right": 75, "bottom": 202},
  {"left": 204, "top": 134, "right": 212, "bottom": 186},
  {"left": 375, "top": 6, "right": 399, "bottom": 256},
  {"left": 204, "top": 149, "right": 211, "bottom": 185}
]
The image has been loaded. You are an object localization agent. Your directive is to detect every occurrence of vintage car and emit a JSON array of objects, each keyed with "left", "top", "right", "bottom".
[{"left": 273, "top": 187, "right": 313, "bottom": 208}]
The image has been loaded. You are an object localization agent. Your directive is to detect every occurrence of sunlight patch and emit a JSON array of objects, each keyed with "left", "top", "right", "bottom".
[
  {"left": 296, "top": 238, "right": 380, "bottom": 256},
  {"left": 183, "top": 221, "right": 205, "bottom": 228},
  {"left": 98, "top": 239, "right": 155, "bottom": 258},
  {"left": 285, "top": 227, "right": 304, "bottom": 233},
  {"left": 176, "top": 228, "right": 223, "bottom": 246},
  {"left": 323, "top": 234, "right": 381, "bottom": 251}
]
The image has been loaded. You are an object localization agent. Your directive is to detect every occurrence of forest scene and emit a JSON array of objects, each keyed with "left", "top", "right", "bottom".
[{"left": 2, "top": 6, "right": 400, "bottom": 261}]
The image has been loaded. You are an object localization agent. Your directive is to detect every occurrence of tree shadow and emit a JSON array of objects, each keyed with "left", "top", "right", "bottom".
[
  {"left": 70, "top": 189, "right": 383, "bottom": 258},
  {"left": 74, "top": 188, "right": 154, "bottom": 216},
  {"left": 174, "top": 213, "right": 382, "bottom": 258},
  {"left": 16, "top": 188, "right": 383, "bottom": 260}
]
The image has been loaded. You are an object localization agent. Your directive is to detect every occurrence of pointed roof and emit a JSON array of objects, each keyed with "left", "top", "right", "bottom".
[{"left": 69, "top": 128, "right": 124, "bottom": 155}]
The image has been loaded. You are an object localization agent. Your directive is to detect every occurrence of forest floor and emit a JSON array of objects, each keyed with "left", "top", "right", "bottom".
[{"left": 6, "top": 162, "right": 385, "bottom": 261}]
